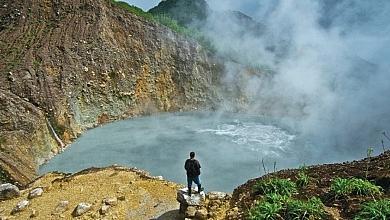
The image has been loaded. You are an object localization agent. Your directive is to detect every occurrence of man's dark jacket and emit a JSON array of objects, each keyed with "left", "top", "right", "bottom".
[{"left": 185, "top": 159, "right": 201, "bottom": 178}]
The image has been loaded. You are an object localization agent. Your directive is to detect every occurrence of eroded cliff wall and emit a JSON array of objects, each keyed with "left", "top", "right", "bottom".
[{"left": 0, "top": 0, "right": 220, "bottom": 185}]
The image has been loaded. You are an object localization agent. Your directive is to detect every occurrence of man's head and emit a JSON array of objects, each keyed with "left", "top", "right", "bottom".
[{"left": 190, "top": 152, "right": 195, "bottom": 159}]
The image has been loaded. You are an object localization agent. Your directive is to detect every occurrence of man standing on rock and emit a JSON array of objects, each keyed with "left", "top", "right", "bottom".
[{"left": 184, "top": 152, "right": 202, "bottom": 196}]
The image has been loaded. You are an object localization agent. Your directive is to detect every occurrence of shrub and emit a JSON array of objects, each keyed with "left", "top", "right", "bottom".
[
  {"left": 248, "top": 196, "right": 326, "bottom": 220},
  {"left": 296, "top": 171, "right": 310, "bottom": 187},
  {"left": 253, "top": 178, "right": 297, "bottom": 196},
  {"left": 354, "top": 199, "right": 390, "bottom": 220},
  {"left": 248, "top": 201, "right": 283, "bottom": 220},
  {"left": 286, "top": 197, "right": 326, "bottom": 220},
  {"left": 330, "top": 178, "right": 382, "bottom": 197},
  {"left": 264, "top": 193, "right": 290, "bottom": 205}
]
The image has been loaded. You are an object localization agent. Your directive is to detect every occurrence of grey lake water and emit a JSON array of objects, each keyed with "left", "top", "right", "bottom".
[{"left": 39, "top": 112, "right": 308, "bottom": 192}]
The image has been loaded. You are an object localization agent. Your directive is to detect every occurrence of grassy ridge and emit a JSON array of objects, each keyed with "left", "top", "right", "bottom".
[
  {"left": 330, "top": 178, "right": 382, "bottom": 197},
  {"left": 355, "top": 199, "right": 390, "bottom": 220},
  {"left": 249, "top": 174, "right": 387, "bottom": 219},
  {"left": 109, "top": 0, "right": 215, "bottom": 52}
]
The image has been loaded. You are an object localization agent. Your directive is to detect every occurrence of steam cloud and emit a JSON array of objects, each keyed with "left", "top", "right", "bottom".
[{"left": 203, "top": 0, "right": 390, "bottom": 161}]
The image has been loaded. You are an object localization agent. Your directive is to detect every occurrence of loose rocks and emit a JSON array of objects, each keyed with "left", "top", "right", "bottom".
[
  {"left": 103, "top": 197, "right": 118, "bottom": 206},
  {"left": 207, "top": 191, "right": 227, "bottom": 200},
  {"left": 30, "top": 209, "right": 38, "bottom": 218},
  {"left": 28, "top": 188, "right": 43, "bottom": 199},
  {"left": 100, "top": 204, "right": 110, "bottom": 215},
  {"left": 11, "top": 200, "right": 29, "bottom": 214},
  {"left": 195, "top": 208, "right": 208, "bottom": 220},
  {"left": 0, "top": 183, "right": 20, "bottom": 200},
  {"left": 53, "top": 201, "right": 69, "bottom": 214},
  {"left": 72, "top": 203, "right": 92, "bottom": 217},
  {"left": 185, "top": 206, "right": 197, "bottom": 217},
  {"left": 177, "top": 188, "right": 205, "bottom": 206}
]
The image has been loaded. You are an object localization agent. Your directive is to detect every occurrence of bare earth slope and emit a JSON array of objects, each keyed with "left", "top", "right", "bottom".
[
  {"left": 0, "top": 166, "right": 181, "bottom": 219},
  {"left": 0, "top": 0, "right": 220, "bottom": 185}
]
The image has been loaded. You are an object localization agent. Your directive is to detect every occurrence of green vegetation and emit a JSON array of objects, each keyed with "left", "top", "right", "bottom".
[
  {"left": 248, "top": 201, "right": 282, "bottom": 220},
  {"left": 367, "top": 147, "right": 374, "bottom": 158},
  {"left": 153, "top": 14, "right": 192, "bottom": 35},
  {"left": 296, "top": 171, "right": 310, "bottom": 187},
  {"left": 253, "top": 178, "right": 297, "bottom": 196},
  {"left": 286, "top": 197, "right": 326, "bottom": 220},
  {"left": 330, "top": 178, "right": 382, "bottom": 197},
  {"left": 249, "top": 192, "right": 326, "bottom": 220},
  {"left": 109, "top": 0, "right": 215, "bottom": 52},
  {"left": 366, "top": 147, "right": 374, "bottom": 178},
  {"left": 264, "top": 193, "right": 290, "bottom": 205},
  {"left": 110, "top": 0, "right": 187, "bottom": 34},
  {"left": 148, "top": 0, "right": 208, "bottom": 26},
  {"left": 296, "top": 166, "right": 310, "bottom": 188},
  {"left": 110, "top": 1, "right": 154, "bottom": 20},
  {"left": 249, "top": 178, "right": 325, "bottom": 219},
  {"left": 354, "top": 199, "right": 390, "bottom": 220}
]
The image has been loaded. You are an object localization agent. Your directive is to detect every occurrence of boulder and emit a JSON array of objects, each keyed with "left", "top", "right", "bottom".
[
  {"left": 72, "top": 203, "right": 92, "bottom": 217},
  {"left": 103, "top": 197, "right": 118, "bottom": 206},
  {"left": 207, "top": 191, "right": 227, "bottom": 200},
  {"left": 28, "top": 188, "right": 43, "bottom": 199},
  {"left": 177, "top": 187, "right": 205, "bottom": 206},
  {"left": 11, "top": 200, "right": 29, "bottom": 214},
  {"left": 53, "top": 201, "right": 69, "bottom": 214},
  {"left": 0, "top": 183, "right": 20, "bottom": 200}
]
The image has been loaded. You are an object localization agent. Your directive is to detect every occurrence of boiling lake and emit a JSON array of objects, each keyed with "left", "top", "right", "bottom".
[{"left": 40, "top": 112, "right": 312, "bottom": 192}]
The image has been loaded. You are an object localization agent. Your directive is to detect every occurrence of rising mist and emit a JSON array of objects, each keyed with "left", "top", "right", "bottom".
[{"left": 202, "top": 0, "right": 390, "bottom": 161}]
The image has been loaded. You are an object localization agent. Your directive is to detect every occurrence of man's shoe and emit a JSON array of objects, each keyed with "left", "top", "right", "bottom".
[{"left": 196, "top": 185, "right": 203, "bottom": 193}]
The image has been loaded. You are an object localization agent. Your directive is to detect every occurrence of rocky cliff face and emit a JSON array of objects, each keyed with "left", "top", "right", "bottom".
[{"left": 0, "top": 0, "right": 221, "bottom": 185}]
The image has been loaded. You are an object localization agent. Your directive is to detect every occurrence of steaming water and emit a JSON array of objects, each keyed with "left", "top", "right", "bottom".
[{"left": 40, "top": 112, "right": 306, "bottom": 192}]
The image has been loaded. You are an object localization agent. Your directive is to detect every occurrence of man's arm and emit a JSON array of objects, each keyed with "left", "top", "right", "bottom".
[
  {"left": 196, "top": 160, "right": 201, "bottom": 169},
  {"left": 184, "top": 160, "right": 189, "bottom": 170}
]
